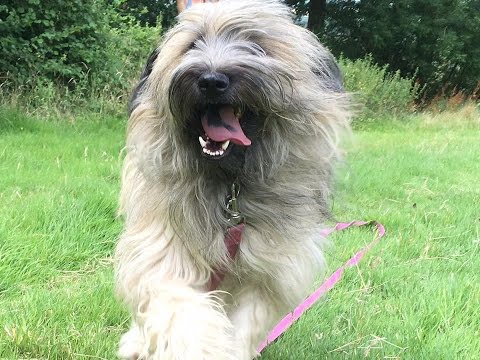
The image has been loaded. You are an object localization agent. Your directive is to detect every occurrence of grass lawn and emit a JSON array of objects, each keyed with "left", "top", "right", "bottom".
[{"left": 1, "top": 109, "right": 479, "bottom": 359}]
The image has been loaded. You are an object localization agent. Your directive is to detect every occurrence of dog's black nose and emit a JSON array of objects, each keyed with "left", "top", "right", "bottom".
[{"left": 198, "top": 72, "right": 229, "bottom": 96}]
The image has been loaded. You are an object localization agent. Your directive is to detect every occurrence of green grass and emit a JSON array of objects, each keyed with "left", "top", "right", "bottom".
[
  {"left": 0, "top": 110, "right": 125, "bottom": 359},
  {"left": 1, "top": 108, "right": 479, "bottom": 359}
]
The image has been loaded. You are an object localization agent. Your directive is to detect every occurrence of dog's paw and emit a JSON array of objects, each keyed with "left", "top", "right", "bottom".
[
  {"left": 138, "top": 289, "right": 237, "bottom": 360},
  {"left": 118, "top": 324, "right": 145, "bottom": 360}
]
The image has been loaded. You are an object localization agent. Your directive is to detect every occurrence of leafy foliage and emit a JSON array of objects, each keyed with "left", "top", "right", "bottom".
[
  {"left": 118, "top": 0, "right": 178, "bottom": 30},
  {"left": 316, "top": 0, "right": 480, "bottom": 99},
  {"left": 1, "top": 0, "right": 107, "bottom": 86},
  {"left": 0, "top": 0, "right": 160, "bottom": 96}
]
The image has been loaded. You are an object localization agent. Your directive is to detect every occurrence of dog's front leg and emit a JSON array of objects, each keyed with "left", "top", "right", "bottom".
[
  {"left": 115, "top": 223, "right": 236, "bottom": 360},
  {"left": 225, "top": 285, "right": 283, "bottom": 360},
  {"left": 225, "top": 236, "right": 325, "bottom": 360}
]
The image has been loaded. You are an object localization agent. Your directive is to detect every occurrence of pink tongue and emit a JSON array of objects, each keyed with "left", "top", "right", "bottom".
[{"left": 201, "top": 106, "right": 251, "bottom": 146}]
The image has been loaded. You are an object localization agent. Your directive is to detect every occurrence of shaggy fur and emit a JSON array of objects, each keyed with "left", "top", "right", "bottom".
[{"left": 114, "top": 0, "right": 350, "bottom": 359}]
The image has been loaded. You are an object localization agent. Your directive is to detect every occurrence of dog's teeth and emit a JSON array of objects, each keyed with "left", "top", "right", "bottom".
[
  {"left": 202, "top": 146, "right": 225, "bottom": 157},
  {"left": 199, "top": 136, "right": 207, "bottom": 148},
  {"left": 221, "top": 140, "right": 230, "bottom": 150}
]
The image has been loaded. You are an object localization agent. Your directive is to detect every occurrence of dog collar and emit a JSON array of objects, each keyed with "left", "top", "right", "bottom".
[
  {"left": 226, "top": 182, "right": 244, "bottom": 225},
  {"left": 208, "top": 181, "right": 245, "bottom": 290}
]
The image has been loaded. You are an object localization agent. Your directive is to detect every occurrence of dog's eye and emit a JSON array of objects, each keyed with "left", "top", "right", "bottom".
[{"left": 187, "top": 41, "right": 197, "bottom": 51}]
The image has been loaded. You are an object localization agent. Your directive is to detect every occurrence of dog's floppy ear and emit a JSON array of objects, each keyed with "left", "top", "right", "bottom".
[
  {"left": 128, "top": 48, "right": 159, "bottom": 115},
  {"left": 315, "top": 54, "right": 344, "bottom": 93}
]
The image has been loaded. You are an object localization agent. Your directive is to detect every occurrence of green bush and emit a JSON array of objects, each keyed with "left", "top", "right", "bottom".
[
  {"left": 339, "top": 56, "right": 420, "bottom": 123},
  {"left": 79, "top": 6, "right": 161, "bottom": 114},
  {"left": 0, "top": 0, "right": 160, "bottom": 116},
  {"left": 0, "top": 0, "right": 109, "bottom": 87},
  {"left": 319, "top": 0, "right": 480, "bottom": 100}
]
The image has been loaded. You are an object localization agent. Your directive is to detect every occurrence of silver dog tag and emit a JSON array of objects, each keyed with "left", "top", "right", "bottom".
[{"left": 226, "top": 182, "right": 244, "bottom": 226}]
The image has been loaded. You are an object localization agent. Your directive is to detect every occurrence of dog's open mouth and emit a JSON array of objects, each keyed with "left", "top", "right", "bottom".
[{"left": 199, "top": 104, "right": 251, "bottom": 159}]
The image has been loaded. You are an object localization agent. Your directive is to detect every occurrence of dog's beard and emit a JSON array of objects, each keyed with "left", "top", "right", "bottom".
[
  {"left": 163, "top": 33, "right": 306, "bottom": 177},
  {"left": 168, "top": 69, "right": 271, "bottom": 176}
]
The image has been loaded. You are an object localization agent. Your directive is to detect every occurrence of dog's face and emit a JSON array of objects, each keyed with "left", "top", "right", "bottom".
[{"left": 130, "top": 0, "right": 345, "bottom": 177}]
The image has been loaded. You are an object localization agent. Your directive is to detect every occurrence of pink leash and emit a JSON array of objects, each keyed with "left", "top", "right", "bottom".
[{"left": 257, "top": 220, "right": 386, "bottom": 353}]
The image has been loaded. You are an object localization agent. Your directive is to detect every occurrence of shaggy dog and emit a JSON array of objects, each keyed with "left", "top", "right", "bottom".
[{"left": 114, "top": 0, "right": 350, "bottom": 359}]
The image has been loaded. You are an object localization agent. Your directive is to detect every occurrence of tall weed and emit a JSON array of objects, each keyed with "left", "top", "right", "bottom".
[{"left": 339, "top": 56, "right": 420, "bottom": 124}]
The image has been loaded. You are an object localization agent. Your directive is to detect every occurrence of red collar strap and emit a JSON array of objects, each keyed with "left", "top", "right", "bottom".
[
  {"left": 208, "top": 223, "right": 245, "bottom": 291},
  {"left": 208, "top": 182, "right": 245, "bottom": 291}
]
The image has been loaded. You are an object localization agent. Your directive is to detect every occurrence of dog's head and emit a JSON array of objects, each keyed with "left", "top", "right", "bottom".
[{"left": 129, "top": 0, "right": 348, "bottom": 178}]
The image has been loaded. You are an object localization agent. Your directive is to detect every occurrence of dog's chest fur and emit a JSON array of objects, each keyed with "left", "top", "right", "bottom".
[{"left": 159, "top": 168, "right": 325, "bottom": 268}]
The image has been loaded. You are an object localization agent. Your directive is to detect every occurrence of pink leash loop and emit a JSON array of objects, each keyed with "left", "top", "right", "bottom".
[{"left": 257, "top": 220, "right": 386, "bottom": 353}]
